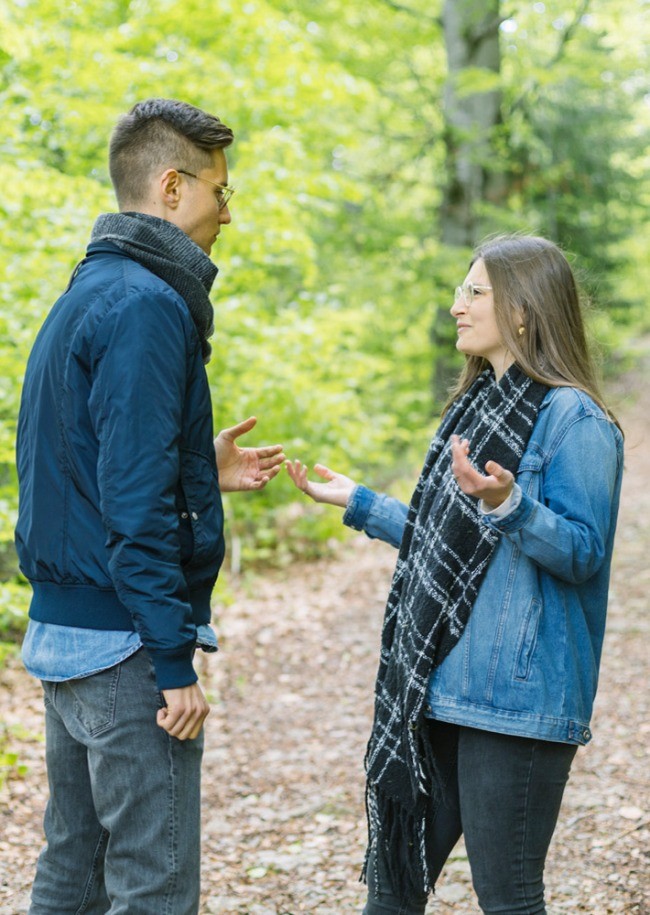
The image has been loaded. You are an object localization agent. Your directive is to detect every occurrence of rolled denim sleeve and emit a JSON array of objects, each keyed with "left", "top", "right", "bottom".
[{"left": 343, "top": 485, "right": 408, "bottom": 549}]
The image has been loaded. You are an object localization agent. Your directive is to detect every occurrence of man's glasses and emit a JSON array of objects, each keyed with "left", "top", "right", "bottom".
[
  {"left": 177, "top": 169, "right": 235, "bottom": 210},
  {"left": 454, "top": 282, "right": 493, "bottom": 306}
]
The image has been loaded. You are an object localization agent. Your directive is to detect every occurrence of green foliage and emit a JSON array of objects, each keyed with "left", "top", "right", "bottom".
[
  {"left": 0, "top": 0, "right": 647, "bottom": 629},
  {"left": 0, "top": 721, "right": 32, "bottom": 793}
]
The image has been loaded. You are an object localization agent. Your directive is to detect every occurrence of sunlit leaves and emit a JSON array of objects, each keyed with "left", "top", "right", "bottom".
[{"left": 0, "top": 0, "right": 647, "bottom": 621}]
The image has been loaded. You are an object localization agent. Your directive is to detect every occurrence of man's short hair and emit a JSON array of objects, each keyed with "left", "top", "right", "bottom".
[{"left": 109, "top": 98, "right": 234, "bottom": 209}]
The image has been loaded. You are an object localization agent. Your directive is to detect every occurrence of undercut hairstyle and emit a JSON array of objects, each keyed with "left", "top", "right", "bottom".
[
  {"left": 445, "top": 235, "right": 621, "bottom": 431},
  {"left": 109, "top": 98, "right": 234, "bottom": 208}
]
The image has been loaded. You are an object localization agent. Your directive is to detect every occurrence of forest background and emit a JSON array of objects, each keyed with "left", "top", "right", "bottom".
[{"left": 0, "top": 0, "right": 648, "bottom": 641}]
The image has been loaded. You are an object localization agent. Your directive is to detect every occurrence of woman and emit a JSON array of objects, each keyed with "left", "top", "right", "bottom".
[{"left": 286, "top": 236, "right": 624, "bottom": 915}]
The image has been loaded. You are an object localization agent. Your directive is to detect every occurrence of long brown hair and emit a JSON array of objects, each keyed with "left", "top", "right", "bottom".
[{"left": 444, "top": 235, "right": 622, "bottom": 432}]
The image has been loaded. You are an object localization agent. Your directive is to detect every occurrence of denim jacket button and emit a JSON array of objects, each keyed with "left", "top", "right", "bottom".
[
  {"left": 191, "top": 511, "right": 198, "bottom": 520},
  {"left": 181, "top": 512, "right": 189, "bottom": 519}
]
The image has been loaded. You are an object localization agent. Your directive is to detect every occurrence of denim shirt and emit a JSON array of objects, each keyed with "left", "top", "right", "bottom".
[
  {"left": 22, "top": 621, "right": 218, "bottom": 683},
  {"left": 343, "top": 387, "right": 624, "bottom": 746}
]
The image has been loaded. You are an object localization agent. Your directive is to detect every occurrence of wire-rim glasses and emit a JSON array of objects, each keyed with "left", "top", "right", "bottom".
[{"left": 177, "top": 169, "right": 235, "bottom": 210}]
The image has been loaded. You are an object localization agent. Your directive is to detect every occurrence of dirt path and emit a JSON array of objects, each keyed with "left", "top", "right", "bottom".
[{"left": 1, "top": 376, "right": 648, "bottom": 914}]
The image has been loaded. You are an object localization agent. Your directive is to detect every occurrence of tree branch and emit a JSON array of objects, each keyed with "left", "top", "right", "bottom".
[
  {"left": 509, "top": 0, "right": 593, "bottom": 115},
  {"left": 376, "top": 0, "right": 439, "bottom": 25},
  {"left": 547, "top": 0, "right": 592, "bottom": 67}
]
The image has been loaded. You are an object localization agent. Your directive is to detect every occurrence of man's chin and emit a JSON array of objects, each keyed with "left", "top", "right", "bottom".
[{"left": 204, "top": 235, "right": 219, "bottom": 255}]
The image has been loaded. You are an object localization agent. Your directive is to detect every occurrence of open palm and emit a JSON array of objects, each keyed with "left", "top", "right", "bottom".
[{"left": 214, "top": 417, "right": 284, "bottom": 492}]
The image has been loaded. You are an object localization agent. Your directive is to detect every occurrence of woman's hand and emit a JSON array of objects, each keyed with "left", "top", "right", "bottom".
[
  {"left": 450, "top": 435, "right": 514, "bottom": 509},
  {"left": 214, "top": 417, "right": 285, "bottom": 492},
  {"left": 285, "top": 460, "right": 356, "bottom": 508}
]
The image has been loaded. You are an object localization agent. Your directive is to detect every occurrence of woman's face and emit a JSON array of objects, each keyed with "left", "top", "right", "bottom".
[{"left": 450, "top": 258, "right": 514, "bottom": 380}]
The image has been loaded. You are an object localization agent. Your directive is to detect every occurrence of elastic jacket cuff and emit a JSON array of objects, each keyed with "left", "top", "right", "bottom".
[{"left": 147, "top": 646, "right": 198, "bottom": 691}]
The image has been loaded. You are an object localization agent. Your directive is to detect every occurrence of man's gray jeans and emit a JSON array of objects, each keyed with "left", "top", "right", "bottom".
[{"left": 29, "top": 648, "right": 203, "bottom": 915}]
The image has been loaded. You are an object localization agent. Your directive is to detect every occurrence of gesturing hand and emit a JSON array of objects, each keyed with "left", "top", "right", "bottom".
[
  {"left": 450, "top": 434, "right": 514, "bottom": 509},
  {"left": 214, "top": 417, "right": 285, "bottom": 492},
  {"left": 158, "top": 682, "right": 210, "bottom": 741},
  {"left": 285, "top": 460, "right": 356, "bottom": 508}
]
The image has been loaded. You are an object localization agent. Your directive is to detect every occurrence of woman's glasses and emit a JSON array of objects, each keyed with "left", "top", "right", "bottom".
[{"left": 454, "top": 283, "right": 492, "bottom": 306}]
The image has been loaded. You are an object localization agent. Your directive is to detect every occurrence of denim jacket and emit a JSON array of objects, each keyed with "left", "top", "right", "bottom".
[{"left": 344, "top": 387, "right": 624, "bottom": 746}]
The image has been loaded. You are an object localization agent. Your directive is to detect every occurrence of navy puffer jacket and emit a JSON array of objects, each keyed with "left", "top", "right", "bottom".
[{"left": 15, "top": 242, "right": 225, "bottom": 689}]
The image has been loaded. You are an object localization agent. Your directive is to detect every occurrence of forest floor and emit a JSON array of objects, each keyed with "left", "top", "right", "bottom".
[{"left": 0, "top": 358, "right": 648, "bottom": 915}]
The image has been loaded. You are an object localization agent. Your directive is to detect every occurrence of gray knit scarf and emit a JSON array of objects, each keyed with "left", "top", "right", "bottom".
[
  {"left": 364, "top": 365, "right": 549, "bottom": 898},
  {"left": 91, "top": 212, "right": 218, "bottom": 363}
]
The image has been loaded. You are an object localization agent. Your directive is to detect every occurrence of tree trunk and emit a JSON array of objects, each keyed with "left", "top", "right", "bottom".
[{"left": 432, "top": 0, "right": 503, "bottom": 403}]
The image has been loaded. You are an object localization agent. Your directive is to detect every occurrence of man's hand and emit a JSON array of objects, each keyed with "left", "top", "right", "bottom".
[
  {"left": 214, "top": 417, "right": 285, "bottom": 492},
  {"left": 285, "top": 460, "right": 356, "bottom": 508},
  {"left": 450, "top": 434, "right": 514, "bottom": 509},
  {"left": 158, "top": 682, "right": 210, "bottom": 741}
]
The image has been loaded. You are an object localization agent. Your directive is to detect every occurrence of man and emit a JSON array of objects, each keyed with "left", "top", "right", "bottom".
[{"left": 15, "top": 98, "right": 284, "bottom": 914}]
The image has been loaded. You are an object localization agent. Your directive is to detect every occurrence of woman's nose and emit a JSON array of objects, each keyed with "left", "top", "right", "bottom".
[{"left": 450, "top": 296, "right": 465, "bottom": 317}]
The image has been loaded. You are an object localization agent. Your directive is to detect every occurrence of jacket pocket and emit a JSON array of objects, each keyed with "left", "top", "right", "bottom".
[
  {"left": 516, "top": 446, "right": 544, "bottom": 497},
  {"left": 178, "top": 448, "right": 224, "bottom": 570},
  {"left": 513, "top": 597, "right": 542, "bottom": 681}
]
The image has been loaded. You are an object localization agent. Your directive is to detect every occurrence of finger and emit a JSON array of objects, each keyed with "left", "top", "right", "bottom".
[
  {"left": 161, "top": 704, "right": 207, "bottom": 741},
  {"left": 157, "top": 705, "right": 188, "bottom": 736},
  {"left": 259, "top": 451, "right": 286, "bottom": 469},
  {"left": 450, "top": 439, "right": 472, "bottom": 475},
  {"left": 485, "top": 461, "right": 513, "bottom": 484},
  {"left": 220, "top": 416, "right": 257, "bottom": 441},
  {"left": 313, "top": 463, "right": 337, "bottom": 480},
  {"left": 250, "top": 471, "right": 275, "bottom": 490},
  {"left": 285, "top": 461, "right": 309, "bottom": 490},
  {"left": 284, "top": 460, "right": 302, "bottom": 483},
  {"left": 255, "top": 444, "right": 284, "bottom": 458},
  {"left": 179, "top": 709, "right": 208, "bottom": 741}
]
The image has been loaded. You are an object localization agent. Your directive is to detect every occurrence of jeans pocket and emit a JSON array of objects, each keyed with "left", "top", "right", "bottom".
[{"left": 68, "top": 663, "right": 121, "bottom": 737}]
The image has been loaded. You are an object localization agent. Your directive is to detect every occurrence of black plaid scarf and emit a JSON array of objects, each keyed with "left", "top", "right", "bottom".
[
  {"left": 364, "top": 364, "right": 549, "bottom": 897},
  {"left": 91, "top": 212, "right": 218, "bottom": 363}
]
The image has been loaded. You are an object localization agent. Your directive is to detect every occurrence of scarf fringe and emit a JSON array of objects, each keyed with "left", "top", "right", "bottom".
[
  {"left": 362, "top": 781, "right": 432, "bottom": 898},
  {"left": 362, "top": 723, "right": 449, "bottom": 898}
]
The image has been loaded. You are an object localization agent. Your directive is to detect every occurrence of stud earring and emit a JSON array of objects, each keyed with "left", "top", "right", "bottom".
[{"left": 518, "top": 326, "right": 525, "bottom": 336}]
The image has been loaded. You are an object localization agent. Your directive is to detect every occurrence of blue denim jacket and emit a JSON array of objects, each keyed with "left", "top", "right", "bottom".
[{"left": 344, "top": 387, "right": 624, "bottom": 746}]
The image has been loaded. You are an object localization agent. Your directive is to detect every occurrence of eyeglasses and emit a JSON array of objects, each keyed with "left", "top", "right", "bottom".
[
  {"left": 454, "top": 282, "right": 493, "bottom": 306},
  {"left": 177, "top": 169, "right": 235, "bottom": 210}
]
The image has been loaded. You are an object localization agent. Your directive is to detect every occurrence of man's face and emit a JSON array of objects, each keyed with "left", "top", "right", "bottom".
[{"left": 174, "top": 148, "right": 232, "bottom": 255}]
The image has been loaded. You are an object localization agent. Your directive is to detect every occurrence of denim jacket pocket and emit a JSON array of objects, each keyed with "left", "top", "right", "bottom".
[
  {"left": 178, "top": 448, "right": 223, "bottom": 570},
  {"left": 513, "top": 596, "right": 542, "bottom": 681},
  {"left": 516, "top": 447, "right": 544, "bottom": 497}
]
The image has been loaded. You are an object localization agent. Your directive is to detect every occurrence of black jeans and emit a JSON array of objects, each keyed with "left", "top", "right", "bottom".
[{"left": 363, "top": 721, "right": 577, "bottom": 915}]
